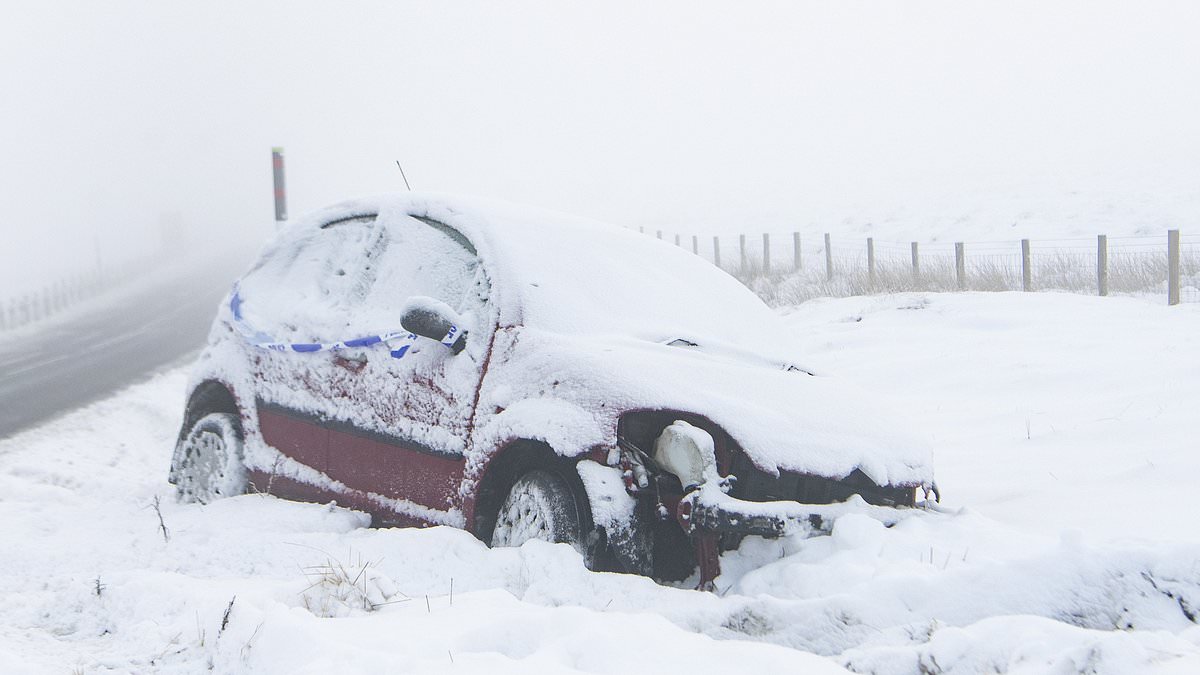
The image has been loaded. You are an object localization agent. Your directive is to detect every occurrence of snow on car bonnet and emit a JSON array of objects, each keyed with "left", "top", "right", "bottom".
[{"left": 398, "top": 194, "right": 785, "bottom": 347}]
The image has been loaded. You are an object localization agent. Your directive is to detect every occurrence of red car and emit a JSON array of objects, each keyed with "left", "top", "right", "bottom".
[{"left": 170, "top": 194, "right": 934, "bottom": 585}]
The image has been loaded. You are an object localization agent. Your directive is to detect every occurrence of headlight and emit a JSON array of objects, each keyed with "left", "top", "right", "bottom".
[{"left": 652, "top": 420, "right": 718, "bottom": 491}]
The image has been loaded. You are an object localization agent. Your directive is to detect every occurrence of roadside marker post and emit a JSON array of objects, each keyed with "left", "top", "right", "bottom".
[{"left": 272, "top": 147, "right": 288, "bottom": 222}]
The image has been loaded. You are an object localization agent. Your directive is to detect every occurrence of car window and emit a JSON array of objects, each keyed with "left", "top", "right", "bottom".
[
  {"left": 234, "top": 213, "right": 484, "bottom": 344},
  {"left": 362, "top": 215, "right": 485, "bottom": 327},
  {"left": 235, "top": 214, "right": 386, "bottom": 342},
  {"left": 411, "top": 215, "right": 476, "bottom": 255}
]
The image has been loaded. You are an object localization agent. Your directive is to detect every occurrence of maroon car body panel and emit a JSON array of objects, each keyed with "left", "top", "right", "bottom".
[
  {"left": 256, "top": 398, "right": 470, "bottom": 524},
  {"left": 257, "top": 403, "right": 327, "bottom": 472},
  {"left": 325, "top": 426, "right": 464, "bottom": 512}
]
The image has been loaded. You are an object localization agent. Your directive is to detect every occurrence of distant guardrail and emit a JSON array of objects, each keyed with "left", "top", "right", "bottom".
[
  {"left": 0, "top": 252, "right": 166, "bottom": 332},
  {"left": 636, "top": 228, "right": 1198, "bottom": 306}
]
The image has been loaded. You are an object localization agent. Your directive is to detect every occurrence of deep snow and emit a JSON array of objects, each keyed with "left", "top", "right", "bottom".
[{"left": 2, "top": 292, "right": 1199, "bottom": 674}]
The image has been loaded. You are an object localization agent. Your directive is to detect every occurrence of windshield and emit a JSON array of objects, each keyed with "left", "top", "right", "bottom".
[{"left": 484, "top": 217, "right": 787, "bottom": 349}]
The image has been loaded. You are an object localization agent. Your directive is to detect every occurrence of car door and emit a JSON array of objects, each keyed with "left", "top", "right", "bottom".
[
  {"left": 320, "top": 214, "right": 491, "bottom": 526},
  {"left": 236, "top": 210, "right": 490, "bottom": 524},
  {"left": 237, "top": 213, "right": 386, "bottom": 496}
]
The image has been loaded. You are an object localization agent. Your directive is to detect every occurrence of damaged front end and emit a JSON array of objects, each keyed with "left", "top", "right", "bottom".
[{"left": 609, "top": 413, "right": 936, "bottom": 590}]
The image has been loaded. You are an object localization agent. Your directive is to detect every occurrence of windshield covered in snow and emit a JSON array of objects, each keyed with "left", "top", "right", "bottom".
[{"left": 470, "top": 206, "right": 789, "bottom": 351}]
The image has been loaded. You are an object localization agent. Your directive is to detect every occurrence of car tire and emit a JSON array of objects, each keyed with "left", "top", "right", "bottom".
[
  {"left": 172, "top": 412, "right": 248, "bottom": 504},
  {"left": 490, "top": 467, "right": 595, "bottom": 561}
]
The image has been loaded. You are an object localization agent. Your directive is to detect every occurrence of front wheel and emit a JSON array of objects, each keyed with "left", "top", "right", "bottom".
[
  {"left": 171, "top": 412, "right": 247, "bottom": 504},
  {"left": 490, "top": 468, "right": 591, "bottom": 556}
]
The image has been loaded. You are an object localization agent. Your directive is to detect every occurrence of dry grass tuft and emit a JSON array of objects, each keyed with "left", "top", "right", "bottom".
[{"left": 299, "top": 551, "right": 409, "bottom": 618}]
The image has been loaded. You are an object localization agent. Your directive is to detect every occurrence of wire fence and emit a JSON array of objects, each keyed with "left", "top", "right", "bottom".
[
  {"left": 8, "top": 228, "right": 1189, "bottom": 333},
  {"left": 639, "top": 227, "right": 1199, "bottom": 306}
]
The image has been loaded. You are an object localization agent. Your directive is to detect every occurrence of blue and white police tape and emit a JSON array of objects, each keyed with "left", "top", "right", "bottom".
[
  {"left": 227, "top": 285, "right": 456, "bottom": 360},
  {"left": 247, "top": 330, "right": 420, "bottom": 359}
]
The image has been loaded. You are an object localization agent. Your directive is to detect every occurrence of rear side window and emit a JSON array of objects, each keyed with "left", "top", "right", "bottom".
[{"left": 236, "top": 214, "right": 386, "bottom": 342}]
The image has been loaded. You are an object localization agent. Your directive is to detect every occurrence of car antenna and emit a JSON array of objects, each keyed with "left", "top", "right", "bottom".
[{"left": 395, "top": 160, "right": 412, "bottom": 191}]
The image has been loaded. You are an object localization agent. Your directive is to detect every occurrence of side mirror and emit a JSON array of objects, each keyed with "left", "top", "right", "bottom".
[{"left": 400, "top": 296, "right": 467, "bottom": 354}]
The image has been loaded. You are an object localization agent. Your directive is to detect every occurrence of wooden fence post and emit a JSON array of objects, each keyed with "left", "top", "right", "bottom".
[
  {"left": 1168, "top": 229, "right": 1181, "bottom": 305},
  {"left": 955, "top": 242, "right": 965, "bottom": 290},
  {"left": 911, "top": 242, "right": 920, "bottom": 280},
  {"left": 739, "top": 234, "right": 747, "bottom": 270},
  {"left": 824, "top": 233, "right": 833, "bottom": 281},
  {"left": 674, "top": 233, "right": 680, "bottom": 247},
  {"left": 713, "top": 236, "right": 721, "bottom": 268},
  {"left": 762, "top": 233, "right": 771, "bottom": 275},
  {"left": 692, "top": 235, "right": 699, "bottom": 255},
  {"left": 1021, "top": 239, "right": 1032, "bottom": 291},
  {"left": 867, "top": 238, "right": 875, "bottom": 285},
  {"left": 793, "top": 232, "right": 801, "bottom": 271},
  {"left": 1097, "top": 235, "right": 1108, "bottom": 297}
]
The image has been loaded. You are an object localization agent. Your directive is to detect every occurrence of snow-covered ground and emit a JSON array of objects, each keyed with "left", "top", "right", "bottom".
[{"left": 2, "top": 292, "right": 1198, "bottom": 674}]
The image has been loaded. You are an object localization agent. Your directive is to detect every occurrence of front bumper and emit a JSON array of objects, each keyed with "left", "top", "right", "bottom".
[{"left": 677, "top": 484, "right": 924, "bottom": 539}]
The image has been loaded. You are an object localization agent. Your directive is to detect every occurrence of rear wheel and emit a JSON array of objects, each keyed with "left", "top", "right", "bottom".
[
  {"left": 172, "top": 412, "right": 247, "bottom": 504},
  {"left": 491, "top": 468, "right": 590, "bottom": 555}
]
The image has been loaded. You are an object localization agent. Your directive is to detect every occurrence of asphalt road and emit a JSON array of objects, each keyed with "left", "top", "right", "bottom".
[{"left": 0, "top": 260, "right": 244, "bottom": 438}]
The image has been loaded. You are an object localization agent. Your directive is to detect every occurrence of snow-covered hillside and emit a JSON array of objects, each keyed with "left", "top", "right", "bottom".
[{"left": 2, "top": 292, "right": 1198, "bottom": 674}]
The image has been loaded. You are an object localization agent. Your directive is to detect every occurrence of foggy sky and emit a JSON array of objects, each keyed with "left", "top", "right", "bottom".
[{"left": 3, "top": 1, "right": 1199, "bottom": 294}]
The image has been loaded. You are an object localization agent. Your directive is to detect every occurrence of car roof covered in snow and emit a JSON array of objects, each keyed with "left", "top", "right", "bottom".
[{"left": 285, "top": 192, "right": 787, "bottom": 349}]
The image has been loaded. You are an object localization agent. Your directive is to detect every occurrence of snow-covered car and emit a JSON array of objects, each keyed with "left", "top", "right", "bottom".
[{"left": 169, "top": 193, "right": 935, "bottom": 586}]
